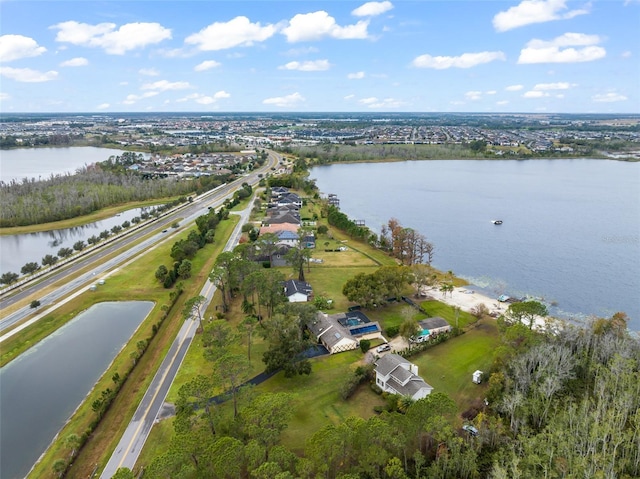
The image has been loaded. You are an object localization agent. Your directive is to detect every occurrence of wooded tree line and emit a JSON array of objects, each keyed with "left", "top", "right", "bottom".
[
  {"left": 288, "top": 143, "right": 486, "bottom": 165},
  {"left": 326, "top": 205, "right": 370, "bottom": 242},
  {"left": 0, "top": 165, "right": 195, "bottom": 227},
  {"left": 128, "top": 311, "right": 638, "bottom": 479},
  {"left": 379, "top": 218, "right": 434, "bottom": 266}
]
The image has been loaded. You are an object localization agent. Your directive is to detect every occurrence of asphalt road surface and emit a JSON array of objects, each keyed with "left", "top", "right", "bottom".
[
  {"left": 0, "top": 152, "right": 279, "bottom": 335},
  {"left": 99, "top": 197, "right": 255, "bottom": 478}
]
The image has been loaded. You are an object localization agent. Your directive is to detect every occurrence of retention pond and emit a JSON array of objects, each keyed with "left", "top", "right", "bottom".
[{"left": 0, "top": 301, "right": 154, "bottom": 479}]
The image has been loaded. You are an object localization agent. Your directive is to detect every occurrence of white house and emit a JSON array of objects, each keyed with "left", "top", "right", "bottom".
[
  {"left": 375, "top": 353, "right": 433, "bottom": 400},
  {"left": 284, "top": 279, "right": 312, "bottom": 303},
  {"left": 275, "top": 230, "right": 299, "bottom": 247}
]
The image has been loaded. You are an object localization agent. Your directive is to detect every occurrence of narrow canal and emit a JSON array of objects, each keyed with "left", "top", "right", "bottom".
[{"left": 0, "top": 301, "right": 154, "bottom": 479}]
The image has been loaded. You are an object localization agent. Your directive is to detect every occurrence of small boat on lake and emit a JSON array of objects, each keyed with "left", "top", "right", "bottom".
[{"left": 492, "top": 220, "right": 503, "bottom": 225}]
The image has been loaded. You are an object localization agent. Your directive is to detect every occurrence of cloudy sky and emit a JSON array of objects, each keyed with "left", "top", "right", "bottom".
[{"left": 1, "top": 0, "right": 638, "bottom": 113}]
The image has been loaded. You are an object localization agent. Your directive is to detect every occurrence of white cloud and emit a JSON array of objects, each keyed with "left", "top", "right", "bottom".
[
  {"left": 486, "top": 90, "right": 497, "bottom": 95},
  {"left": 344, "top": 94, "right": 355, "bottom": 100},
  {"left": 284, "top": 46, "right": 320, "bottom": 56},
  {"left": 0, "top": 67, "right": 58, "bottom": 82},
  {"left": 465, "top": 91, "right": 483, "bottom": 100},
  {"left": 532, "top": 82, "right": 574, "bottom": 90},
  {"left": 506, "top": 84, "right": 524, "bottom": 91},
  {"left": 60, "top": 57, "right": 88, "bottom": 67},
  {"left": 496, "top": 100, "right": 509, "bottom": 105},
  {"left": 279, "top": 59, "right": 330, "bottom": 71},
  {"left": 493, "top": 0, "right": 590, "bottom": 32},
  {"left": 518, "top": 33, "right": 606, "bottom": 64},
  {"left": 180, "top": 91, "right": 231, "bottom": 105},
  {"left": 262, "top": 92, "right": 305, "bottom": 108},
  {"left": 0, "top": 92, "right": 11, "bottom": 101},
  {"left": 592, "top": 92, "right": 628, "bottom": 103},
  {"left": 139, "top": 68, "right": 160, "bottom": 76},
  {"left": 282, "top": 11, "right": 369, "bottom": 42},
  {"left": 358, "top": 96, "right": 404, "bottom": 108},
  {"left": 96, "top": 103, "right": 110, "bottom": 110},
  {"left": 523, "top": 90, "right": 549, "bottom": 98},
  {"left": 194, "top": 60, "right": 222, "bottom": 72},
  {"left": 347, "top": 71, "right": 365, "bottom": 79},
  {"left": 352, "top": 1, "right": 394, "bottom": 17},
  {"left": 185, "top": 16, "right": 277, "bottom": 51},
  {"left": 141, "top": 80, "right": 191, "bottom": 91},
  {"left": 51, "top": 21, "right": 172, "bottom": 55},
  {"left": 0, "top": 34, "right": 47, "bottom": 62},
  {"left": 412, "top": 51, "right": 505, "bottom": 69},
  {"left": 522, "top": 84, "right": 573, "bottom": 99},
  {"left": 122, "top": 91, "right": 159, "bottom": 104},
  {"left": 621, "top": 51, "right": 632, "bottom": 58}
]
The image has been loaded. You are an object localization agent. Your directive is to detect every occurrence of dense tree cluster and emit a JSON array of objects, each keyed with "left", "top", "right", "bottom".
[
  {"left": 327, "top": 205, "right": 369, "bottom": 241},
  {"left": 0, "top": 165, "right": 196, "bottom": 227},
  {"left": 342, "top": 266, "right": 414, "bottom": 308},
  {"left": 380, "top": 218, "right": 434, "bottom": 266}
]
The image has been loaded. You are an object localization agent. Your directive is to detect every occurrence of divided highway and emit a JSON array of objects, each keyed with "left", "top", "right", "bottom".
[{"left": 0, "top": 152, "right": 279, "bottom": 336}]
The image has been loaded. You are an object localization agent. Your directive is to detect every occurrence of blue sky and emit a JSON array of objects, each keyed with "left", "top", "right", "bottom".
[{"left": 1, "top": 0, "right": 638, "bottom": 113}]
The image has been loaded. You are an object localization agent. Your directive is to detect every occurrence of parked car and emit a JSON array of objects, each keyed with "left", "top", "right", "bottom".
[
  {"left": 376, "top": 343, "right": 391, "bottom": 353},
  {"left": 462, "top": 425, "right": 479, "bottom": 436}
]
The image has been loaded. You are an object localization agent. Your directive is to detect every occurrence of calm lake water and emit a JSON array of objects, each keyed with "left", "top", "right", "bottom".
[
  {"left": 0, "top": 147, "right": 127, "bottom": 184},
  {"left": 0, "top": 206, "right": 155, "bottom": 276},
  {"left": 310, "top": 159, "right": 640, "bottom": 330},
  {"left": 0, "top": 301, "right": 154, "bottom": 479}
]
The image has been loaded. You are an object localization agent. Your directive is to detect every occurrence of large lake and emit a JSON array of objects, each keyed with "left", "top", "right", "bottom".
[
  {"left": 310, "top": 159, "right": 640, "bottom": 330},
  {"left": 0, "top": 301, "right": 154, "bottom": 479},
  {"left": 0, "top": 147, "right": 127, "bottom": 184}
]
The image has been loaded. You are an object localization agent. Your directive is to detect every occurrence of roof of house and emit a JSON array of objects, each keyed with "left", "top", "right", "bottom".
[
  {"left": 259, "top": 224, "right": 299, "bottom": 235},
  {"left": 418, "top": 316, "right": 451, "bottom": 330},
  {"left": 268, "top": 213, "right": 301, "bottom": 225},
  {"left": 308, "top": 313, "right": 355, "bottom": 349},
  {"left": 284, "top": 279, "right": 312, "bottom": 298},
  {"left": 276, "top": 230, "right": 299, "bottom": 241},
  {"left": 375, "top": 354, "right": 433, "bottom": 396}
]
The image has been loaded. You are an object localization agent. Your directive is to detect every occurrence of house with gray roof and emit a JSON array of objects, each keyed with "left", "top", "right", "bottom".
[
  {"left": 374, "top": 354, "right": 433, "bottom": 400},
  {"left": 413, "top": 316, "right": 452, "bottom": 342},
  {"left": 307, "top": 311, "right": 384, "bottom": 354},
  {"left": 284, "top": 279, "right": 313, "bottom": 303}
]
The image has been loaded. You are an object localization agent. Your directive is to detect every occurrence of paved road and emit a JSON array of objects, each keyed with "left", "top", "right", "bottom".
[
  {"left": 99, "top": 196, "right": 256, "bottom": 478},
  {"left": 0, "top": 152, "right": 279, "bottom": 334}
]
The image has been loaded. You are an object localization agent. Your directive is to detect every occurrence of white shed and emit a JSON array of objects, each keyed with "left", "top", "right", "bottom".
[{"left": 472, "top": 370, "right": 483, "bottom": 384}]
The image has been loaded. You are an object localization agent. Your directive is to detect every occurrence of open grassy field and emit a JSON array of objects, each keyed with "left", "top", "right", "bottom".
[
  {"left": 420, "top": 299, "right": 478, "bottom": 330},
  {"left": 410, "top": 317, "right": 499, "bottom": 412}
]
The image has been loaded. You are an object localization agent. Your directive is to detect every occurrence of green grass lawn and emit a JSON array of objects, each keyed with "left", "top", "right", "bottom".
[
  {"left": 420, "top": 299, "right": 478, "bottom": 329},
  {"left": 364, "top": 301, "right": 430, "bottom": 332},
  {"left": 410, "top": 318, "right": 499, "bottom": 412},
  {"left": 254, "top": 350, "right": 385, "bottom": 454}
]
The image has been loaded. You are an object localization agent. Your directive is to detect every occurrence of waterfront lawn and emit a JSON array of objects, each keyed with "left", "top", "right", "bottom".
[
  {"left": 420, "top": 300, "right": 478, "bottom": 330},
  {"left": 303, "top": 266, "right": 379, "bottom": 312},
  {"left": 410, "top": 318, "right": 499, "bottom": 410},
  {"left": 364, "top": 301, "right": 429, "bottom": 332}
]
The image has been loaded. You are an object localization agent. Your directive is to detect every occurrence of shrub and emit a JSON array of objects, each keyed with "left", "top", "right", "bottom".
[
  {"left": 386, "top": 326, "right": 399, "bottom": 337},
  {"left": 359, "top": 339, "right": 371, "bottom": 353}
]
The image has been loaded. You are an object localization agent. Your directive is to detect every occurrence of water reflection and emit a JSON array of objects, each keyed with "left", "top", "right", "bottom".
[
  {"left": 0, "top": 206, "right": 156, "bottom": 275},
  {"left": 0, "top": 301, "right": 154, "bottom": 479}
]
